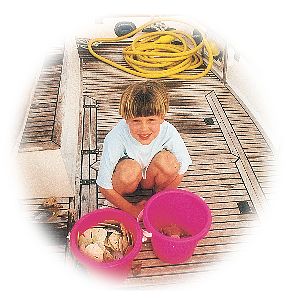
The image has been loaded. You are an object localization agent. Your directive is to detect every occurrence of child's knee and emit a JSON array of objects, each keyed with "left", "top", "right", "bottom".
[
  {"left": 153, "top": 150, "right": 180, "bottom": 176},
  {"left": 113, "top": 159, "right": 142, "bottom": 185}
]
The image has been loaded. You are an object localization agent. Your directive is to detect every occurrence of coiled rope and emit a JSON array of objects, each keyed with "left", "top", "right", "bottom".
[{"left": 87, "top": 19, "right": 213, "bottom": 80}]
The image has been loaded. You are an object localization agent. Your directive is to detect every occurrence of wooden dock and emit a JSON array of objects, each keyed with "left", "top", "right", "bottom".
[{"left": 20, "top": 38, "right": 276, "bottom": 286}]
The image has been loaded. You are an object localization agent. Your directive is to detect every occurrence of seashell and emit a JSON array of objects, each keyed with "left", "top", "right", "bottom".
[
  {"left": 121, "top": 233, "right": 129, "bottom": 254},
  {"left": 103, "top": 248, "right": 114, "bottom": 262},
  {"left": 108, "top": 233, "right": 120, "bottom": 251},
  {"left": 120, "top": 223, "right": 127, "bottom": 237},
  {"left": 82, "top": 228, "right": 96, "bottom": 241},
  {"left": 78, "top": 233, "right": 93, "bottom": 247},
  {"left": 84, "top": 243, "right": 104, "bottom": 261},
  {"left": 108, "top": 229, "right": 121, "bottom": 235},
  {"left": 111, "top": 250, "right": 124, "bottom": 260},
  {"left": 42, "top": 197, "right": 57, "bottom": 208},
  {"left": 126, "top": 231, "right": 133, "bottom": 246},
  {"left": 160, "top": 224, "right": 190, "bottom": 238},
  {"left": 78, "top": 241, "right": 88, "bottom": 254},
  {"left": 91, "top": 228, "right": 108, "bottom": 249},
  {"left": 104, "top": 220, "right": 121, "bottom": 226},
  {"left": 118, "top": 236, "right": 124, "bottom": 254},
  {"left": 96, "top": 221, "right": 122, "bottom": 233},
  {"left": 104, "top": 237, "right": 113, "bottom": 249},
  {"left": 119, "top": 223, "right": 130, "bottom": 253}
]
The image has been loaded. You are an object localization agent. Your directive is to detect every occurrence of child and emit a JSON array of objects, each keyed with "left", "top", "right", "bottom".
[{"left": 97, "top": 81, "right": 192, "bottom": 218}]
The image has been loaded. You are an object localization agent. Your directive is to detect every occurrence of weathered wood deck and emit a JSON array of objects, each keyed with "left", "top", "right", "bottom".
[
  {"left": 19, "top": 47, "right": 64, "bottom": 152},
  {"left": 21, "top": 39, "right": 276, "bottom": 286}
]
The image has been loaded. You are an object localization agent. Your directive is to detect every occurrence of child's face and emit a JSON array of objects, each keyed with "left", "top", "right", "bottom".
[{"left": 126, "top": 115, "right": 164, "bottom": 145}]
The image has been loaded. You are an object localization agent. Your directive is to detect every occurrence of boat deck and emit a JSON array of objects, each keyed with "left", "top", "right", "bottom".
[{"left": 21, "top": 39, "right": 276, "bottom": 286}]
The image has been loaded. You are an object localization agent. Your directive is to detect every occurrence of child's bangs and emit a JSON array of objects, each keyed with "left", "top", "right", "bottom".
[
  {"left": 123, "top": 100, "right": 165, "bottom": 119},
  {"left": 119, "top": 81, "right": 169, "bottom": 119}
]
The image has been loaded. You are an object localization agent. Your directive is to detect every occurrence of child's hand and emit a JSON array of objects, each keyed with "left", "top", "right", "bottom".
[
  {"left": 130, "top": 200, "right": 146, "bottom": 219},
  {"left": 136, "top": 199, "right": 147, "bottom": 207}
]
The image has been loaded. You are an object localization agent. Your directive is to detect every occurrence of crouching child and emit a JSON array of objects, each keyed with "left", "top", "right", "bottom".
[{"left": 97, "top": 81, "right": 192, "bottom": 218}]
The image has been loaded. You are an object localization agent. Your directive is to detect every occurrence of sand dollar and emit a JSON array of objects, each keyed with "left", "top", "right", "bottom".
[
  {"left": 91, "top": 228, "right": 108, "bottom": 248},
  {"left": 84, "top": 243, "right": 104, "bottom": 261}
]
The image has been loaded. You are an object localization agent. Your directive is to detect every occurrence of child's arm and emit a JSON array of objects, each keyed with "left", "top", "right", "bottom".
[{"left": 99, "top": 187, "right": 145, "bottom": 218}]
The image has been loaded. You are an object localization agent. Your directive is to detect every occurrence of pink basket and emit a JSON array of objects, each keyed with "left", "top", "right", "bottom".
[
  {"left": 69, "top": 208, "right": 143, "bottom": 279},
  {"left": 143, "top": 189, "right": 212, "bottom": 264}
]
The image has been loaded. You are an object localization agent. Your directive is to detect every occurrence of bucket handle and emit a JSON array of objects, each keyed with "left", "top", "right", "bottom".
[{"left": 137, "top": 209, "right": 152, "bottom": 242}]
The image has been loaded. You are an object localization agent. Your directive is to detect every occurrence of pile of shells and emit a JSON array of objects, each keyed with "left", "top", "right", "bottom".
[{"left": 77, "top": 220, "right": 133, "bottom": 262}]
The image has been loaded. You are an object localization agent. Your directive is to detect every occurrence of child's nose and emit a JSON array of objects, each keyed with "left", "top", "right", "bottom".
[{"left": 140, "top": 122, "right": 149, "bottom": 132}]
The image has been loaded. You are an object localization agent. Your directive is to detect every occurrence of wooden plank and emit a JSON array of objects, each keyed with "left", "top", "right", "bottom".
[
  {"left": 183, "top": 182, "right": 244, "bottom": 191},
  {"left": 29, "top": 108, "right": 56, "bottom": 115},
  {"left": 24, "top": 121, "right": 55, "bottom": 128},
  {"left": 80, "top": 104, "right": 91, "bottom": 217},
  {"left": 21, "top": 136, "right": 52, "bottom": 142},
  {"left": 23, "top": 126, "right": 53, "bottom": 133},
  {"left": 89, "top": 97, "right": 98, "bottom": 212},
  {"left": 128, "top": 250, "right": 237, "bottom": 279},
  {"left": 198, "top": 190, "right": 250, "bottom": 200},
  {"left": 137, "top": 241, "right": 244, "bottom": 261},
  {"left": 181, "top": 177, "right": 243, "bottom": 187},
  {"left": 206, "top": 91, "right": 266, "bottom": 217},
  {"left": 25, "top": 115, "right": 55, "bottom": 122},
  {"left": 186, "top": 171, "right": 242, "bottom": 181}
]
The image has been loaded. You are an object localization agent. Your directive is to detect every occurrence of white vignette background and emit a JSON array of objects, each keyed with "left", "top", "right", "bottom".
[{"left": 1, "top": 1, "right": 294, "bottom": 307}]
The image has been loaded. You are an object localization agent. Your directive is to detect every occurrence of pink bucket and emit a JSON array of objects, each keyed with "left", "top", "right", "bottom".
[
  {"left": 143, "top": 189, "right": 212, "bottom": 264},
  {"left": 69, "top": 208, "right": 143, "bottom": 279}
]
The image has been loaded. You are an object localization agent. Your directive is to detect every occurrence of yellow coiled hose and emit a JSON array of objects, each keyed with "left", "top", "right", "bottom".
[{"left": 87, "top": 19, "right": 213, "bottom": 80}]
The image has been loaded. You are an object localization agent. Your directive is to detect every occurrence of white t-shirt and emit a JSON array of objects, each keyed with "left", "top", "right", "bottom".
[{"left": 96, "top": 119, "right": 192, "bottom": 189}]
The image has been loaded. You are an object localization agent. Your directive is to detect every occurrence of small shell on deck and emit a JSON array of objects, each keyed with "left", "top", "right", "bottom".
[{"left": 42, "top": 197, "right": 57, "bottom": 207}]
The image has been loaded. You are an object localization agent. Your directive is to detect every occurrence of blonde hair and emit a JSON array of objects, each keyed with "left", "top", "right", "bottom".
[{"left": 119, "top": 81, "right": 169, "bottom": 119}]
